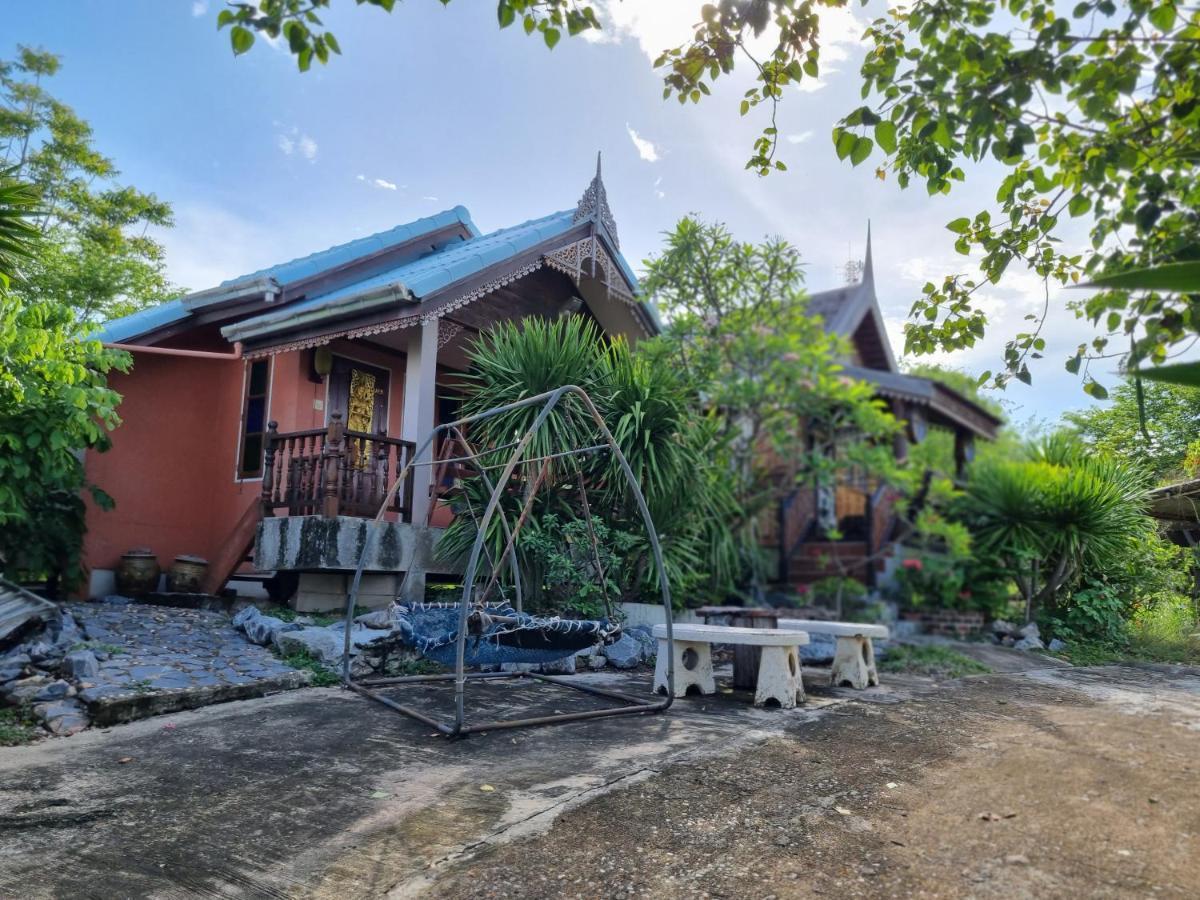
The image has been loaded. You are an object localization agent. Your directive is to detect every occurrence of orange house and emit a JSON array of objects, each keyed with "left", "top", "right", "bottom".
[{"left": 85, "top": 160, "right": 657, "bottom": 609}]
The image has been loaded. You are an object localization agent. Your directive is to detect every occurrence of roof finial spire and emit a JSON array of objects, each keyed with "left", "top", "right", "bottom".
[
  {"left": 573, "top": 150, "right": 620, "bottom": 249},
  {"left": 862, "top": 219, "right": 874, "bottom": 287}
]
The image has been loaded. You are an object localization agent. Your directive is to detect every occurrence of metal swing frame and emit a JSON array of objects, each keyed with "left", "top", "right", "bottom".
[{"left": 339, "top": 385, "right": 676, "bottom": 738}]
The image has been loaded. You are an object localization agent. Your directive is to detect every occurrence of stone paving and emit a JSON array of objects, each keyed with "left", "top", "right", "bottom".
[{"left": 65, "top": 601, "right": 308, "bottom": 725}]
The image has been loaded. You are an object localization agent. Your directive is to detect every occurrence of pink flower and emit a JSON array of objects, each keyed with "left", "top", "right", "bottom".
[
  {"left": 781, "top": 352, "right": 800, "bottom": 363},
  {"left": 901, "top": 558, "right": 924, "bottom": 571}
]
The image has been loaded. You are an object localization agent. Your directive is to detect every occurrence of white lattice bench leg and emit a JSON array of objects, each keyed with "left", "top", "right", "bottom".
[
  {"left": 831, "top": 635, "right": 878, "bottom": 689},
  {"left": 653, "top": 638, "right": 715, "bottom": 698},
  {"left": 753, "top": 645, "right": 805, "bottom": 708}
]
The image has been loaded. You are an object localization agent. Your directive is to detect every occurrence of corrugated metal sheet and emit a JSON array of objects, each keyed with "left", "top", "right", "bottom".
[{"left": 0, "top": 577, "right": 58, "bottom": 643}]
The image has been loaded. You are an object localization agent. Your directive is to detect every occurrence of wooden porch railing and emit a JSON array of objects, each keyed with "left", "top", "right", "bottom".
[
  {"left": 261, "top": 414, "right": 416, "bottom": 520},
  {"left": 777, "top": 485, "right": 817, "bottom": 583}
]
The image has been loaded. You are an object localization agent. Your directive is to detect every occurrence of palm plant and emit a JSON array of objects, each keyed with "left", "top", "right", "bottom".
[
  {"left": 438, "top": 316, "right": 739, "bottom": 612},
  {"left": 957, "top": 436, "right": 1153, "bottom": 621}
]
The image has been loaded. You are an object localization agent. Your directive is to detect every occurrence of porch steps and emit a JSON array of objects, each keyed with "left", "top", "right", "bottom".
[
  {"left": 202, "top": 501, "right": 264, "bottom": 596},
  {"left": 785, "top": 541, "right": 872, "bottom": 586}
]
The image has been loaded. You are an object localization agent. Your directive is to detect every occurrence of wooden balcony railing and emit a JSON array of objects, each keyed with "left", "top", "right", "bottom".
[{"left": 261, "top": 414, "right": 416, "bottom": 520}]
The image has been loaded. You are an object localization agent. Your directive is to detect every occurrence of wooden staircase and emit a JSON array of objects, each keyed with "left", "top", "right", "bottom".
[
  {"left": 201, "top": 500, "right": 264, "bottom": 596},
  {"left": 785, "top": 540, "right": 873, "bottom": 586}
]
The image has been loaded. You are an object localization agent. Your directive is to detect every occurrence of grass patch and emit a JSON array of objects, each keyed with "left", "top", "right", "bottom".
[
  {"left": 0, "top": 708, "right": 39, "bottom": 746},
  {"left": 274, "top": 647, "right": 341, "bottom": 687},
  {"left": 1055, "top": 636, "right": 1200, "bottom": 667},
  {"left": 879, "top": 643, "right": 992, "bottom": 679}
]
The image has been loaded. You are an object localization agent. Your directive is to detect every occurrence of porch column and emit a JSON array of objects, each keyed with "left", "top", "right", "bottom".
[
  {"left": 402, "top": 318, "right": 438, "bottom": 525},
  {"left": 954, "top": 431, "right": 975, "bottom": 480}
]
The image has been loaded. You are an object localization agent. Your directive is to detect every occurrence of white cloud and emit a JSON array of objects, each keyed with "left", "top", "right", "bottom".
[
  {"left": 422, "top": 196, "right": 440, "bottom": 203},
  {"left": 276, "top": 127, "right": 317, "bottom": 162},
  {"left": 786, "top": 131, "right": 813, "bottom": 145},
  {"left": 653, "top": 176, "right": 665, "bottom": 200},
  {"left": 625, "top": 123, "right": 661, "bottom": 162},
  {"left": 373, "top": 178, "right": 397, "bottom": 191},
  {"left": 191, "top": 1, "right": 208, "bottom": 17}
]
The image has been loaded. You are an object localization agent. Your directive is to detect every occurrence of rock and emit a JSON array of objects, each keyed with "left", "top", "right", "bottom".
[
  {"left": 1048, "top": 638, "right": 1066, "bottom": 652},
  {"left": 33, "top": 698, "right": 89, "bottom": 736},
  {"left": 1, "top": 675, "right": 51, "bottom": 705},
  {"left": 0, "top": 666, "right": 24, "bottom": 684},
  {"left": 275, "top": 627, "right": 345, "bottom": 667},
  {"left": 244, "top": 614, "right": 289, "bottom": 647},
  {"left": 293, "top": 615, "right": 316, "bottom": 626},
  {"left": 992, "top": 619, "right": 1015, "bottom": 634},
  {"left": 26, "top": 641, "right": 63, "bottom": 664},
  {"left": 604, "top": 633, "right": 642, "bottom": 669},
  {"left": 33, "top": 680, "right": 72, "bottom": 702},
  {"left": 1018, "top": 622, "right": 1040, "bottom": 640},
  {"left": 101, "top": 594, "right": 133, "bottom": 606},
  {"left": 61, "top": 650, "right": 100, "bottom": 680},
  {"left": 1014, "top": 636, "right": 1045, "bottom": 651},
  {"left": 231, "top": 606, "right": 260, "bottom": 630},
  {"left": 1001, "top": 636, "right": 1015, "bottom": 647},
  {"left": 799, "top": 633, "right": 838, "bottom": 664},
  {"left": 355, "top": 610, "right": 394, "bottom": 630},
  {"left": 627, "top": 626, "right": 657, "bottom": 661},
  {"left": 589, "top": 654, "right": 608, "bottom": 670},
  {"left": 538, "top": 654, "right": 576, "bottom": 676}
]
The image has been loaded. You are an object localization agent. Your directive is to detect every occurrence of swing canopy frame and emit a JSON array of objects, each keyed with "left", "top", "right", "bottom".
[{"left": 340, "top": 385, "right": 676, "bottom": 737}]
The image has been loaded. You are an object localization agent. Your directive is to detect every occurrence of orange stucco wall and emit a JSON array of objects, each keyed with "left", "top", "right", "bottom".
[{"left": 81, "top": 342, "right": 411, "bottom": 586}]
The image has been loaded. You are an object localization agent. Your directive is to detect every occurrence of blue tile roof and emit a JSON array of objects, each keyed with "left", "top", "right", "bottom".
[
  {"left": 98, "top": 202, "right": 651, "bottom": 345},
  {"left": 95, "top": 298, "right": 189, "bottom": 343},
  {"left": 218, "top": 205, "right": 479, "bottom": 289}
]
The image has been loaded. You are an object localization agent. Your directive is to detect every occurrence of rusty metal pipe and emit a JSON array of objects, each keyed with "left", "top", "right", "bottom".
[{"left": 103, "top": 341, "right": 244, "bottom": 360}]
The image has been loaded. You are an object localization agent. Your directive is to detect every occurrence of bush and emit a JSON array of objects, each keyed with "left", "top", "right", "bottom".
[{"left": 1043, "top": 581, "right": 1130, "bottom": 645}]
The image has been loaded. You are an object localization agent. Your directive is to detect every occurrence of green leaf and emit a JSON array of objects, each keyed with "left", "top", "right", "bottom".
[
  {"left": 875, "top": 121, "right": 897, "bottom": 154},
  {"left": 946, "top": 217, "right": 971, "bottom": 234},
  {"left": 1148, "top": 3, "right": 1177, "bottom": 30},
  {"left": 230, "top": 25, "right": 255, "bottom": 55},
  {"left": 1083, "top": 380, "right": 1109, "bottom": 399},
  {"left": 1067, "top": 194, "right": 1091, "bottom": 217},
  {"left": 834, "top": 128, "right": 856, "bottom": 161},
  {"left": 497, "top": 2, "right": 515, "bottom": 28},
  {"left": 543, "top": 27, "right": 561, "bottom": 49},
  {"left": 849, "top": 136, "right": 874, "bottom": 166},
  {"left": 1131, "top": 361, "right": 1200, "bottom": 388},
  {"left": 1084, "top": 261, "right": 1200, "bottom": 292}
]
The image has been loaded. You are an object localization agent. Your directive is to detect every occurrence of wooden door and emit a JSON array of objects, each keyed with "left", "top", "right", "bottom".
[{"left": 327, "top": 356, "right": 390, "bottom": 434}]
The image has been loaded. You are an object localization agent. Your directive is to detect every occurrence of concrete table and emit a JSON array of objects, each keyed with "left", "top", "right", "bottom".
[
  {"left": 777, "top": 618, "right": 889, "bottom": 689},
  {"left": 696, "top": 606, "right": 783, "bottom": 690},
  {"left": 652, "top": 623, "right": 810, "bottom": 708}
]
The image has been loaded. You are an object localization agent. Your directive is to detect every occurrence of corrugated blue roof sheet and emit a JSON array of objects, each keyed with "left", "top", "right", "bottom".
[
  {"left": 95, "top": 298, "right": 189, "bottom": 343},
  {"left": 231, "top": 209, "right": 578, "bottom": 336},
  {"left": 220, "top": 205, "right": 479, "bottom": 288},
  {"left": 98, "top": 202, "right": 651, "bottom": 345}
]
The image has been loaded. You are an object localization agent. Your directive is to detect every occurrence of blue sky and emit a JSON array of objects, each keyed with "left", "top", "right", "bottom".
[{"left": 9, "top": 0, "right": 1115, "bottom": 427}]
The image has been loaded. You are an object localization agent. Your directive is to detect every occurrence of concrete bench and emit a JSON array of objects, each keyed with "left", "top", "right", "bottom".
[
  {"left": 652, "top": 623, "right": 810, "bottom": 709},
  {"left": 777, "top": 619, "right": 889, "bottom": 689}
]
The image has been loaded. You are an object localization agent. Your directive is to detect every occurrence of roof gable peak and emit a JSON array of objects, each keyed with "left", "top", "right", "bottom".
[{"left": 573, "top": 151, "right": 620, "bottom": 249}]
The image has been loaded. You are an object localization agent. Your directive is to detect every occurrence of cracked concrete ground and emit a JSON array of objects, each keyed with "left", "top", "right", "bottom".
[{"left": 0, "top": 653, "right": 1197, "bottom": 899}]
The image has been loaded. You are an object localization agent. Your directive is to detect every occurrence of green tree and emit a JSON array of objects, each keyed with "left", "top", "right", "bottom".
[
  {"left": 642, "top": 218, "right": 899, "bottom": 557},
  {"left": 1065, "top": 379, "right": 1200, "bottom": 485},
  {"left": 218, "top": 1, "right": 1200, "bottom": 393},
  {"left": 0, "top": 171, "right": 130, "bottom": 592},
  {"left": 1, "top": 45, "right": 175, "bottom": 323}
]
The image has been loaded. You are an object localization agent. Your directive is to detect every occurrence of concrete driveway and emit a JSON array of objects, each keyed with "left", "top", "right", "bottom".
[{"left": 0, "top": 656, "right": 1196, "bottom": 898}]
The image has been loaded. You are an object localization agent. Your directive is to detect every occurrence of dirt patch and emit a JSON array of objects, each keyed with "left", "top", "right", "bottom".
[{"left": 424, "top": 668, "right": 1200, "bottom": 899}]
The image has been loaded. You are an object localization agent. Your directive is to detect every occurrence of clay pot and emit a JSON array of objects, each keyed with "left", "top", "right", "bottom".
[
  {"left": 116, "top": 549, "right": 160, "bottom": 597},
  {"left": 166, "top": 555, "right": 209, "bottom": 594}
]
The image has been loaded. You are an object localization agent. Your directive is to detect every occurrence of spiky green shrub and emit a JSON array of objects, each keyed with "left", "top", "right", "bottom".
[{"left": 438, "top": 317, "right": 740, "bottom": 612}]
